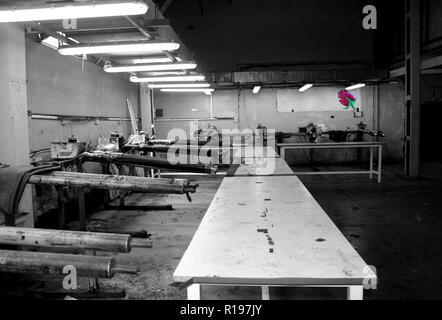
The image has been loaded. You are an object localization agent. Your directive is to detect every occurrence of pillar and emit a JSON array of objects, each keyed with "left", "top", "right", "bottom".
[
  {"left": 0, "top": 23, "right": 34, "bottom": 227},
  {"left": 140, "top": 84, "right": 154, "bottom": 136},
  {"left": 404, "top": 0, "right": 421, "bottom": 177}
]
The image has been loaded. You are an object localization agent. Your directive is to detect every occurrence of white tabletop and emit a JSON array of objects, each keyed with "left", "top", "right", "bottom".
[
  {"left": 233, "top": 157, "right": 294, "bottom": 176},
  {"left": 174, "top": 175, "right": 375, "bottom": 286}
]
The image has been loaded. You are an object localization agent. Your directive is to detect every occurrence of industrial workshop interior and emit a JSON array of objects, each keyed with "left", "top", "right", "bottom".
[{"left": 0, "top": 0, "right": 440, "bottom": 305}]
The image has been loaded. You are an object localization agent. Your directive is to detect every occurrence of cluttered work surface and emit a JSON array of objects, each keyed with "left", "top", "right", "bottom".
[{"left": 173, "top": 160, "right": 376, "bottom": 300}]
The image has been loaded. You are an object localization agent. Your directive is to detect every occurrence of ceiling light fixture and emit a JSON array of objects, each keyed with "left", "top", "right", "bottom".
[
  {"left": 129, "top": 56, "right": 182, "bottom": 64},
  {"left": 0, "top": 1, "right": 148, "bottom": 23},
  {"left": 104, "top": 62, "right": 197, "bottom": 73},
  {"left": 58, "top": 41, "right": 180, "bottom": 56},
  {"left": 253, "top": 86, "right": 261, "bottom": 94},
  {"left": 130, "top": 75, "right": 205, "bottom": 83},
  {"left": 160, "top": 88, "right": 215, "bottom": 95},
  {"left": 345, "top": 83, "right": 366, "bottom": 91},
  {"left": 131, "top": 57, "right": 173, "bottom": 64},
  {"left": 148, "top": 83, "right": 211, "bottom": 89},
  {"left": 143, "top": 71, "right": 187, "bottom": 76},
  {"left": 299, "top": 84, "right": 313, "bottom": 92}
]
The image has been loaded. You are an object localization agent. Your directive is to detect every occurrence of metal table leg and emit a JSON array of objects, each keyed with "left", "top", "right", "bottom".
[
  {"left": 187, "top": 284, "right": 201, "bottom": 300},
  {"left": 262, "top": 286, "right": 270, "bottom": 300},
  {"left": 347, "top": 286, "right": 363, "bottom": 300},
  {"left": 377, "top": 145, "right": 382, "bottom": 183},
  {"left": 78, "top": 189, "right": 86, "bottom": 231}
]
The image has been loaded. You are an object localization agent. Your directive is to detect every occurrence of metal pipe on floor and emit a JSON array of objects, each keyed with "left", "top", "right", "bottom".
[
  {"left": 0, "top": 249, "right": 137, "bottom": 278},
  {"left": 0, "top": 227, "right": 152, "bottom": 253}
]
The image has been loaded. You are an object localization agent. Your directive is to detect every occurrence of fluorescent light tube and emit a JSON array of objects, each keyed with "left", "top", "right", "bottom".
[
  {"left": 299, "top": 84, "right": 313, "bottom": 92},
  {"left": 143, "top": 71, "right": 187, "bottom": 76},
  {"left": 253, "top": 86, "right": 261, "bottom": 94},
  {"left": 132, "top": 57, "right": 173, "bottom": 64},
  {"left": 59, "top": 41, "right": 180, "bottom": 56},
  {"left": 104, "top": 62, "right": 197, "bottom": 73},
  {"left": 148, "top": 83, "right": 211, "bottom": 89},
  {"left": 0, "top": 1, "right": 148, "bottom": 23},
  {"left": 30, "top": 114, "right": 59, "bottom": 120},
  {"left": 130, "top": 75, "right": 205, "bottom": 83},
  {"left": 160, "top": 89, "right": 215, "bottom": 95},
  {"left": 345, "top": 83, "right": 366, "bottom": 91}
]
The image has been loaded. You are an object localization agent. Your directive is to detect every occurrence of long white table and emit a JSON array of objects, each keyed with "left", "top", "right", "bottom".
[
  {"left": 173, "top": 174, "right": 376, "bottom": 300},
  {"left": 232, "top": 157, "right": 295, "bottom": 177},
  {"left": 277, "top": 142, "right": 383, "bottom": 183}
]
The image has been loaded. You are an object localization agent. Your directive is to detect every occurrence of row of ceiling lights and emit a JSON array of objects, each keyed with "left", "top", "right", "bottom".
[
  {"left": 0, "top": 1, "right": 213, "bottom": 95},
  {"left": 252, "top": 83, "right": 366, "bottom": 94}
]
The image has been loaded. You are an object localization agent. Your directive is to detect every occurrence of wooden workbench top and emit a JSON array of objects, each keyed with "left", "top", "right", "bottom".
[{"left": 173, "top": 175, "right": 375, "bottom": 286}]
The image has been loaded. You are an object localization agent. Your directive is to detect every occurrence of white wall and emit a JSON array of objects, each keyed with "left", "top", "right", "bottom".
[
  {"left": 26, "top": 40, "right": 139, "bottom": 152},
  {"left": 153, "top": 85, "right": 405, "bottom": 163}
]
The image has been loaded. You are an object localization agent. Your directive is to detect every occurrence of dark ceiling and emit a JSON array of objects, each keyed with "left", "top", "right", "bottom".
[{"left": 155, "top": 0, "right": 403, "bottom": 73}]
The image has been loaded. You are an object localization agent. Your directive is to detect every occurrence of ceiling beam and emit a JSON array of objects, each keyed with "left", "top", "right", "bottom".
[
  {"left": 160, "top": 0, "right": 174, "bottom": 14},
  {"left": 209, "top": 69, "right": 387, "bottom": 85},
  {"left": 124, "top": 16, "right": 179, "bottom": 63},
  {"left": 390, "top": 54, "right": 442, "bottom": 77},
  {"left": 30, "top": 22, "right": 77, "bottom": 45},
  {"left": 26, "top": 18, "right": 169, "bottom": 34},
  {"left": 30, "top": 22, "right": 102, "bottom": 65}
]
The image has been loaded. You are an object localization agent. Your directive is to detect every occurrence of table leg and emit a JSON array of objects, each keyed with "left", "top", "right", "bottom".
[
  {"left": 78, "top": 189, "right": 86, "bottom": 231},
  {"left": 281, "top": 148, "right": 286, "bottom": 161},
  {"left": 369, "top": 147, "right": 374, "bottom": 180},
  {"left": 262, "top": 286, "right": 270, "bottom": 300},
  {"left": 347, "top": 286, "right": 363, "bottom": 300},
  {"left": 377, "top": 146, "right": 382, "bottom": 184},
  {"left": 187, "top": 284, "right": 201, "bottom": 300},
  {"left": 56, "top": 187, "right": 66, "bottom": 229}
]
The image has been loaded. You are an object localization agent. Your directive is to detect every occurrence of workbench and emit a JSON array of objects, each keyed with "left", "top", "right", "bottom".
[
  {"left": 277, "top": 142, "right": 383, "bottom": 183},
  {"left": 173, "top": 174, "right": 376, "bottom": 300},
  {"left": 231, "top": 157, "right": 294, "bottom": 177},
  {"left": 233, "top": 146, "right": 279, "bottom": 160}
]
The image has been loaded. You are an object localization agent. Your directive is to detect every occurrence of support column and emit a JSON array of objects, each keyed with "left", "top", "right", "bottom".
[
  {"left": 404, "top": 0, "right": 421, "bottom": 177},
  {"left": 140, "top": 84, "right": 154, "bottom": 136},
  {"left": 0, "top": 23, "right": 33, "bottom": 227}
]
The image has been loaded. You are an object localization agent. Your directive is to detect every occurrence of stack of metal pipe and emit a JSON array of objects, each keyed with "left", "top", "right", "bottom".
[{"left": 0, "top": 227, "right": 151, "bottom": 279}]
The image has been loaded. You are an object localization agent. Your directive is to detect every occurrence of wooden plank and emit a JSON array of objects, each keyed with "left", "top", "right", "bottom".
[{"left": 173, "top": 176, "right": 375, "bottom": 286}]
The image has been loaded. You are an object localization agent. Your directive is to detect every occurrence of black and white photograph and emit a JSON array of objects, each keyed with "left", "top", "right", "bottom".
[{"left": 0, "top": 0, "right": 439, "bottom": 307}]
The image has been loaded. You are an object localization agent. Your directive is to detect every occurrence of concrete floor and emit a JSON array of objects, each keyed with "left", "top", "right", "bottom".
[
  {"left": 4, "top": 162, "right": 441, "bottom": 299},
  {"left": 92, "top": 161, "right": 442, "bottom": 300}
]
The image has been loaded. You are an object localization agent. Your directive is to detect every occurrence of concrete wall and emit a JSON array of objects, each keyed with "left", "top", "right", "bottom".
[
  {"left": 154, "top": 84, "right": 406, "bottom": 163},
  {"left": 0, "top": 23, "right": 33, "bottom": 226},
  {"left": 153, "top": 85, "right": 406, "bottom": 163},
  {"left": 26, "top": 40, "right": 139, "bottom": 153},
  {"left": 378, "top": 83, "right": 405, "bottom": 161}
]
